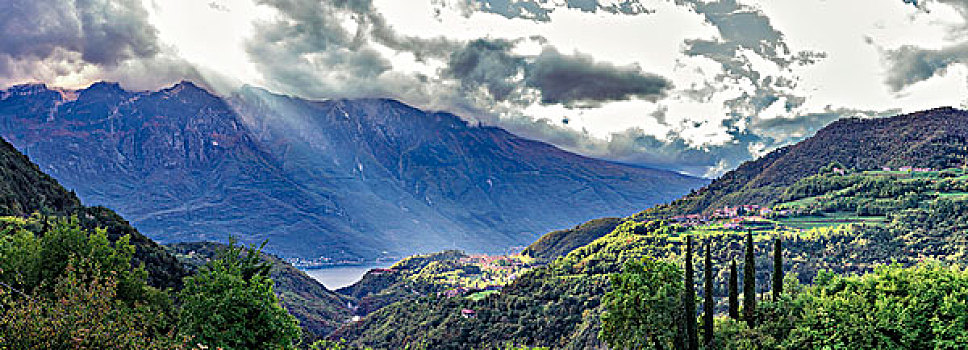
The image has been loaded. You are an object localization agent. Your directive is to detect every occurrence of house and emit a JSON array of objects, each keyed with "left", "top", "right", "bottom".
[
  {"left": 882, "top": 167, "right": 892, "bottom": 171},
  {"left": 440, "top": 287, "right": 468, "bottom": 298},
  {"left": 461, "top": 309, "right": 476, "bottom": 318},
  {"left": 899, "top": 166, "right": 913, "bottom": 172}
]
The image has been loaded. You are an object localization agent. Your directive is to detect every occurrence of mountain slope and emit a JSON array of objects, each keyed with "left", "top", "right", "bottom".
[
  {"left": 0, "top": 134, "right": 185, "bottom": 288},
  {"left": 639, "top": 107, "right": 968, "bottom": 217},
  {"left": 521, "top": 217, "right": 623, "bottom": 260},
  {"left": 0, "top": 81, "right": 705, "bottom": 260}
]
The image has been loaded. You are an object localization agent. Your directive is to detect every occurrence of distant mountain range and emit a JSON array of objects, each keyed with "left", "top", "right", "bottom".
[{"left": 0, "top": 81, "right": 705, "bottom": 261}]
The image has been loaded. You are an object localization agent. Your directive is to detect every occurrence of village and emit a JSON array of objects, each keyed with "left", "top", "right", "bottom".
[{"left": 669, "top": 165, "right": 939, "bottom": 231}]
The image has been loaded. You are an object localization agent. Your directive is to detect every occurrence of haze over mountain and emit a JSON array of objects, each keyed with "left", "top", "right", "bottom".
[{"left": 0, "top": 81, "right": 705, "bottom": 261}]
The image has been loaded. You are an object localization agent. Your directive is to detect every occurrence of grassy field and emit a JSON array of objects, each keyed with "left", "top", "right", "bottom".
[
  {"left": 466, "top": 290, "right": 499, "bottom": 301},
  {"left": 775, "top": 213, "right": 886, "bottom": 230}
]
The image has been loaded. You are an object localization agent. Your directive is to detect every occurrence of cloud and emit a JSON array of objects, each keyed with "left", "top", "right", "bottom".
[
  {"left": 439, "top": 0, "right": 654, "bottom": 22},
  {"left": 444, "top": 40, "right": 672, "bottom": 107},
  {"left": 885, "top": 43, "right": 968, "bottom": 91},
  {"left": 885, "top": 0, "right": 968, "bottom": 91},
  {"left": 445, "top": 39, "right": 525, "bottom": 102},
  {"left": 526, "top": 47, "right": 671, "bottom": 106},
  {"left": 677, "top": 0, "right": 824, "bottom": 117},
  {"left": 0, "top": 0, "right": 208, "bottom": 91},
  {"left": 0, "top": 0, "right": 159, "bottom": 68}
]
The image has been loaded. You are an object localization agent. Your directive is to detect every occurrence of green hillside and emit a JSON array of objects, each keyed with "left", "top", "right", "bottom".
[{"left": 522, "top": 217, "right": 623, "bottom": 261}]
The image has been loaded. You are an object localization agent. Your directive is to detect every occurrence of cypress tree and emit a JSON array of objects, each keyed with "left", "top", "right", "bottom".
[
  {"left": 728, "top": 259, "right": 738, "bottom": 320},
  {"left": 703, "top": 241, "right": 714, "bottom": 346},
  {"left": 772, "top": 237, "right": 783, "bottom": 300},
  {"left": 684, "top": 235, "right": 698, "bottom": 350},
  {"left": 743, "top": 229, "right": 756, "bottom": 327}
]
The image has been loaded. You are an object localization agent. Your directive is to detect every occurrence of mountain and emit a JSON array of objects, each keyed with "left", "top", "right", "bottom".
[
  {"left": 0, "top": 133, "right": 186, "bottom": 288},
  {"left": 639, "top": 107, "right": 968, "bottom": 218},
  {"left": 166, "top": 242, "right": 354, "bottom": 338},
  {"left": 0, "top": 81, "right": 705, "bottom": 261}
]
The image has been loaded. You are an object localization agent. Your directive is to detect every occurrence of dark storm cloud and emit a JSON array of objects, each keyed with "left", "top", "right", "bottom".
[
  {"left": 443, "top": 40, "right": 671, "bottom": 107},
  {"left": 0, "top": 0, "right": 212, "bottom": 92},
  {"left": 0, "top": 0, "right": 160, "bottom": 73},
  {"left": 445, "top": 39, "right": 525, "bottom": 102},
  {"left": 885, "top": 0, "right": 968, "bottom": 91},
  {"left": 885, "top": 43, "right": 968, "bottom": 91},
  {"left": 245, "top": 0, "right": 411, "bottom": 99},
  {"left": 526, "top": 48, "right": 671, "bottom": 105}
]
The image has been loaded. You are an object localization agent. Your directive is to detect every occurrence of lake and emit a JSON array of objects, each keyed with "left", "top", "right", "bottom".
[{"left": 303, "top": 264, "right": 390, "bottom": 290}]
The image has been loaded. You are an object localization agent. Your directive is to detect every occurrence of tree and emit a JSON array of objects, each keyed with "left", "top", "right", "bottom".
[
  {"left": 783, "top": 263, "right": 968, "bottom": 349},
  {"left": 0, "top": 258, "right": 183, "bottom": 349},
  {"left": 772, "top": 238, "right": 783, "bottom": 300},
  {"left": 177, "top": 240, "right": 300, "bottom": 350},
  {"left": 0, "top": 219, "right": 180, "bottom": 349},
  {"left": 683, "top": 235, "right": 698, "bottom": 350},
  {"left": 600, "top": 258, "right": 685, "bottom": 349},
  {"left": 702, "top": 241, "right": 714, "bottom": 346},
  {"left": 743, "top": 230, "right": 756, "bottom": 327},
  {"left": 728, "top": 259, "right": 738, "bottom": 320}
]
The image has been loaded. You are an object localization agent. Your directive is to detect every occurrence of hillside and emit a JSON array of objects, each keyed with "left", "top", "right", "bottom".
[
  {"left": 0, "top": 135, "right": 185, "bottom": 288},
  {"left": 639, "top": 107, "right": 968, "bottom": 218},
  {"left": 521, "top": 217, "right": 623, "bottom": 260},
  {"left": 0, "top": 81, "right": 706, "bottom": 261},
  {"left": 335, "top": 122, "right": 968, "bottom": 348},
  {"left": 166, "top": 242, "right": 354, "bottom": 338}
]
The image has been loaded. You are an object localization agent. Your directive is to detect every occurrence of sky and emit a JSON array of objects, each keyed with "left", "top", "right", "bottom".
[{"left": 0, "top": 0, "right": 966, "bottom": 177}]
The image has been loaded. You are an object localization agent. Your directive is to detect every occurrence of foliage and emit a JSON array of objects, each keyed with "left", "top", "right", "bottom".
[
  {"left": 784, "top": 263, "right": 968, "bottom": 349},
  {"left": 177, "top": 240, "right": 302, "bottom": 350},
  {"left": 0, "top": 219, "right": 181, "bottom": 348},
  {"left": 714, "top": 263, "right": 968, "bottom": 350},
  {"left": 168, "top": 241, "right": 353, "bottom": 340},
  {"left": 600, "top": 258, "right": 685, "bottom": 349},
  {"left": 684, "top": 235, "right": 698, "bottom": 350},
  {"left": 703, "top": 242, "right": 714, "bottom": 346},
  {"left": 0, "top": 260, "right": 185, "bottom": 349},
  {"left": 728, "top": 259, "right": 739, "bottom": 320}
]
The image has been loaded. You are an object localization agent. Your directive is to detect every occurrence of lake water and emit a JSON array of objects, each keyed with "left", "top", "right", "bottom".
[{"left": 303, "top": 264, "right": 390, "bottom": 290}]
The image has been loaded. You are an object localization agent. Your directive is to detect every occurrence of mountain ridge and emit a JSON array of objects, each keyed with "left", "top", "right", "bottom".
[{"left": 0, "top": 81, "right": 706, "bottom": 261}]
